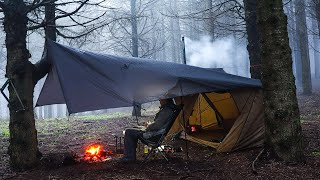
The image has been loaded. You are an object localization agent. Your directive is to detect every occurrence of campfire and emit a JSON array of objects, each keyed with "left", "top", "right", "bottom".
[{"left": 83, "top": 143, "right": 112, "bottom": 162}]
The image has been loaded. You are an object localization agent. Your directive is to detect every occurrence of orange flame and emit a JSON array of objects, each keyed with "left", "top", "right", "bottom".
[
  {"left": 86, "top": 145, "right": 101, "bottom": 155},
  {"left": 84, "top": 144, "right": 104, "bottom": 161}
]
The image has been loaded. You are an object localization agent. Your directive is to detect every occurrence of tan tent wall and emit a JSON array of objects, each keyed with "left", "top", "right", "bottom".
[
  {"left": 216, "top": 89, "right": 264, "bottom": 152},
  {"left": 168, "top": 89, "right": 265, "bottom": 152},
  {"left": 230, "top": 89, "right": 264, "bottom": 151}
]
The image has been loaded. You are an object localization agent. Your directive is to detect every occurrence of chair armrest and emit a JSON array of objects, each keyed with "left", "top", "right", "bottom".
[{"left": 142, "top": 128, "right": 166, "bottom": 139}]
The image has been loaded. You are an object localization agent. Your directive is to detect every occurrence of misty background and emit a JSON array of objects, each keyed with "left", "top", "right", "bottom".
[{"left": 0, "top": 0, "right": 319, "bottom": 120}]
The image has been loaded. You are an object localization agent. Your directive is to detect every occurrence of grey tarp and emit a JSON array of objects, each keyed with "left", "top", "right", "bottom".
[{"left": 36, "top": 40, "right": 262, "bottom": 114}]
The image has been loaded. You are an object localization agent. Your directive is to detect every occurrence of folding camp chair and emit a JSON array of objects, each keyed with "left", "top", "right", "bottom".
[{"left": 139, "top": 105, "right": 182, "bottom": 162}]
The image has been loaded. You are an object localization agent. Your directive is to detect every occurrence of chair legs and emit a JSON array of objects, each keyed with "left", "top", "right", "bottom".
[
  {"left": 143, "top": 147, "right": 155, "bottom": 162},
  {"left": 158, "top": 146, "right": 168, "bottom": 161},
  {"left": 142, "top": 145, "right": 168, "bottom": 162}
]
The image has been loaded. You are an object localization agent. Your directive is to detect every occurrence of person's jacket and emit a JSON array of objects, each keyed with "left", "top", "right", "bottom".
[{"left": 143, "top": 104, "right": 176, "bottom": 138}]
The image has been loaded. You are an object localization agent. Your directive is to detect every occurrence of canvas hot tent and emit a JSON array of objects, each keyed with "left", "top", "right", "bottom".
[
  {"left": 168, "top": 89, "right": 264, "bottom": 152},
  {"left": 37, "top": 40, "right": 264, "bottom": 152}
]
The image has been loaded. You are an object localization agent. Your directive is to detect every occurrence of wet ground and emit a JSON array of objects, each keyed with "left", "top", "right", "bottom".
[{"left": 0, "top": 92, "right": 320, "bottom": 179}]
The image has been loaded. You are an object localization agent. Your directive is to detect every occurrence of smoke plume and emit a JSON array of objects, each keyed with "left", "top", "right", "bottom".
[{"left": 185, "top": 36, "right": 250, "bottom": 77}]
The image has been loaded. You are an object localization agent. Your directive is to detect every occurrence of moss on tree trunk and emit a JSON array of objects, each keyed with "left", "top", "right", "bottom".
[{"left": 257, "top": 0, "right": 304, "bottom": 162}]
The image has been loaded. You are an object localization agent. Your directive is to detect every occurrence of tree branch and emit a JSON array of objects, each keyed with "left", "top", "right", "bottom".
[
  {"left": 33, "top": 42, "right": 51, "bottom": 83},
  {"left": 67, "top": 11, "right": 107, "bottom": 27},
  {"left": 27, "top": 0, "right": 56, "bottom": 13},
  {"left": 28, "top": 10, "right": 108, "bottom": 30},
  {"left": 27, "top": 16, "right": 45, "bottom": 30},
  {"left": 55, "top": 0, "right": 83, "bottom": 6},
  {"left": 54, "top": 0, "right": 89, "bottom": 20},
  {"left": 56, "top": 16, "right": 125, "bottom": 39}
]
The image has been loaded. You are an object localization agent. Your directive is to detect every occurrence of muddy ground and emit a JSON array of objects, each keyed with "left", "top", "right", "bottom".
[{"left": 0, "top": 92, "right": 320, "bottom": 179}]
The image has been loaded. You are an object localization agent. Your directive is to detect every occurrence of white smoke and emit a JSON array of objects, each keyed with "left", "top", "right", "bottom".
[{"left": 185, "top": 36, "right": 250, "bottom": 77}]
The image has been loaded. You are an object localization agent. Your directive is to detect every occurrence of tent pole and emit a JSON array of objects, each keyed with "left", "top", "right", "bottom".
[
  {"left": 179, "top": 83, "right": 189, "bottom": 160},
  {"left": 201, "top": 93, "right": 225, "bottom": 130},
  {"left": 182, "top": 37, "right": 187, "bottom": 65},
  {"left": 181, "top": 37, "right": 189, "bottom": 160},
  {"left": 182, "top": 99, "right": 189, "bottom": 160}
]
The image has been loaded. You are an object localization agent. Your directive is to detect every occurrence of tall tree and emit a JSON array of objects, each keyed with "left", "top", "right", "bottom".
[
  {"left": 2, "top": 0, "right": 41, "bottom": 170},
  {"left": 44, "top": 0, "right": 57, "bottom": 119},
  {"left": 292, "top": 5, "right": 303, "bottom": 88},
  {"left": 314, "top": 0, "right": 320, "bottom": 38},
  {"left": 131, "top": 0, "right": 138, "bottom": 59},
  {"left": 186, "top": 0, "right": 201, "bottom": 40},
  {"left": 130, "top": 0, "right": 141, "bottom": 117},
  {"left": 295, "top": 0, "right": 312, "bottom": 94},
  {"left": 284, "top": 0, "right": 298, "bottom": 81},
  {"left": 159, "top": 2, "right": 167, "bottom": 62},
  {"left": 312, "top": 19, "right": 320, "bottom": 79},
  {"left": 257, "top": 0, "right": 304, "bottom": 162},
  {"left": 243, "top": 0, "right": 261, "bottom": 79},
  {"left": 169, "top": 0, "right": 182, "bottom": 63},
  {"left": 312, "top": 0, "right": 320, "bottom": 78},
  {"left": 0, "top": 0, "right": 108, "bottom": 170},
  {"left": 205, "top": 0, "right": 215, "bottom": 40}
]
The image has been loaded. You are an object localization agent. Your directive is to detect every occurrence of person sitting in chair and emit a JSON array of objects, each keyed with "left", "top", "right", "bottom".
[{"left": 121, "top": 98, "right": 176, "bottom": 162}]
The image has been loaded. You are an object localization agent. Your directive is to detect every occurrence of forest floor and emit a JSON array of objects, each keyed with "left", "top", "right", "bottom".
[{"left": 0, "top": 92, "right": 320, "bottom": 179}]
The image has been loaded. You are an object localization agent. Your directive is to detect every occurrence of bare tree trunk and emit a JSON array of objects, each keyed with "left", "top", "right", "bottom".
[
  {"left": 160, "top": 10, "right": 167, "bottom": 61},
  {"left": 285, "top": 0, "right": 297, "bottom": 80},
  {"left": 244, "top": 0, "right": 261, "bottom": 79},
  {"left": 156, "top": 0, "right": 167, "bottom": 61},
  {"left": 173, "top": 1, "right": 182, "bottom": 64},
  {"left": 169, "top": 0, "right": 182, "bottom": 64},
  {"left": 315, "top": 38, "right": 320, "bottom": 79},
  {"left": 3, "top": 1, "right": 40, "bottom": 170},
  {"left": 187, "top": 0, "right": 197, "bottom": 40},
  {"left": 55, "top": 105, "right": 62, "bottom": 117},
  {"left": 295, "top": 0, "right": 312, "bottom": 95},
  {"left": 130, "top": 0, "right": 141, "bottom": 117},
  {"left": 44, "top": 106, "right": 48, "bottom": 119},
  {"left": 312, "top": 19, "right": 319, "bottom": 78},
  {"left": 131, "top": 0, "right": 138, "bottom": 58},
  {"left": 151, "top": 9, "right": 157, "bottom": 60},
  {"left": 314, "top": 0, "right": 320, "bottom": 78},
  {"left": 37, "top": 107, "right": 43, "bottom": 119},
  {"left": 169, "top": 16, "right": 177, "bottom": 62},
  {"left": 232, "top": 34, "right": 238, "bottom": 75},
  {"left": 315, "top": 0, "right": 320, "bottom": 38},
  {"left": 44, "top": 0, "right": 56, "bottom": 119},
  {"left": 205, "top": 0, "right": 215, "bottom": 41},
  {"left": 48, "top": 107, "right": 53, "bottom": 118},
  {"left": 292, "top": 8, "right": 303, "bottom": 89},
  {"left": 257, "top": 0, "right": 304, "bottom": 163}
]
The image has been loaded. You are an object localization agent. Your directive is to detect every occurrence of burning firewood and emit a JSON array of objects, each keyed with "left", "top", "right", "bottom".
[{"left": 82, "top": 143, "right": 113, "bottom": 162}]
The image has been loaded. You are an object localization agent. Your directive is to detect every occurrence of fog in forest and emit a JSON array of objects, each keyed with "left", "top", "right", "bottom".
[{"left": 0, "top": 0, "right": 319, "bottom": 120}]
